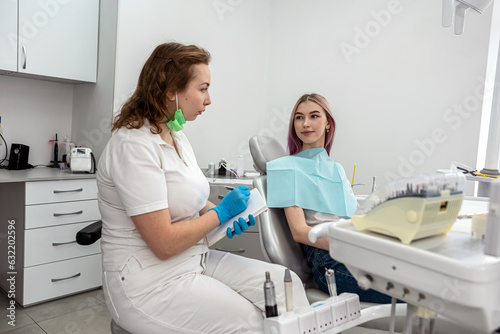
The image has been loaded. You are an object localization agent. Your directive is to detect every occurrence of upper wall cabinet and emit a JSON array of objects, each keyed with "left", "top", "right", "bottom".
[
  {"left": 0, "top": 0, "right": 18, "bottom": 72},
  {"left": 0, "top": 0, "right": 99, "bottom": 83}
]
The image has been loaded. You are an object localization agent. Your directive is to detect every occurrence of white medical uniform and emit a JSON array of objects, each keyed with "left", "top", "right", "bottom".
[{"left": 97, "top": 121, "right": 309, "bottom": 334}]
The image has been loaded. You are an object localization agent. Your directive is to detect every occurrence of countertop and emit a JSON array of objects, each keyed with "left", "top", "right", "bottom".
[
  {"left": 203, "top": 169, "right": 259, "bottom": 186},
  {"left": 0, "top": 167, "right": 96, "bottom": 183},
  {"left": 0, "top": 167, "right": 259, "bottom": 184}
]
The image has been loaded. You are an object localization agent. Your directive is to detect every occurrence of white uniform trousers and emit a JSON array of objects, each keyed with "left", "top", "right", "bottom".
[{"left": 103, "top": 250, "right": 310, "bottom": 333}]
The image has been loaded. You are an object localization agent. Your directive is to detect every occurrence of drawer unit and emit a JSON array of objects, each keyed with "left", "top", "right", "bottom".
[
  {"left": 24, "top": 221, "right": 101, "bottom": 267},
  {"left": 25, "top": 199, "right": 100, "bottom": 229},
  {"left": 208, "top": 181, "right": 265, "bottom": 261},
  {"left": 23, "top": 254, "right": 102, "bottom": 306},
  {"left": 212, "top": 231, "right": 266, "bottom": 261},
  {"left": 0, "top": 178, "right": 102, "bottom": 306},
  {"left": 26, "top": 179, "right": 98, "bottom": 205}
]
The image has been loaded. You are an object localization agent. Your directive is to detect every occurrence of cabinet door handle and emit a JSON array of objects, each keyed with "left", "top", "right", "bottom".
[
  {"left": 52, "top": 240, "right": 77, "bottom": 246},
  {"left": 53, "top": 188, "right": 83, "bottom": 194},
  {"left": 215, "top": 247, "right": 245, "bottom": 254},
  {"left": 51, "top": 273, "right": 81, "bottom": 282},
  {"left": 22, "top": 45, "right": 27, "bottom": 69},
  {"left": 53, "top": 210, "right": 83, "bottom": 217}
]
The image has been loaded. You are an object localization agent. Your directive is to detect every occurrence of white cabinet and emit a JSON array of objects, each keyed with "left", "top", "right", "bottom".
[
  {"left": 0, "top": 0, "right": 18, "bottom": 72},
  {"left": 0, "top": 178, "right": 102, "bottom": 306},
  {"left": 0, "top": 0, "right": 99, "bottom": 83}
]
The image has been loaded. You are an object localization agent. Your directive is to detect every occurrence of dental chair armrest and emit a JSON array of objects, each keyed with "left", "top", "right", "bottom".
[{"left": 76, "top": 220, "right": 102, "bottom": 246}]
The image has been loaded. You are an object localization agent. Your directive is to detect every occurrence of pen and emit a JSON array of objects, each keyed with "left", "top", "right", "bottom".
[
  {"left": 264, "top": 272, "right": 278, "bottom": 317},
  {"left": 352, "top": 163, "right": 356, "bottom": 185},
  {"left": 284, "top": 269, "right": 293, "bottom": 312}
]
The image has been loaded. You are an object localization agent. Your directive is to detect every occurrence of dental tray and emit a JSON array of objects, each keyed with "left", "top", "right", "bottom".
[
  {"left": 351, "top": 172, "right": 466, "bottom": 244},
  {"left": 309, "top": 203, "right": 500, "bottom": 333}
]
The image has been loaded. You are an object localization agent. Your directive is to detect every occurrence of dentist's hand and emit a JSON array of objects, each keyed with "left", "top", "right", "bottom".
[
  {"left": 210, "top": 185, "right": 250, "bottom": 224},
  {"left": 227, "top": 215, "right": 255, "bottom": 239}
]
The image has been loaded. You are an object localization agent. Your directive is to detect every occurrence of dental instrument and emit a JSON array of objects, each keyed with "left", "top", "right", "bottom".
[
  {"left": 264, "top": 272, "right": 278, "bottom": 318},
  {"left": 284, "top": 269, "right": 293, "bottom": 312},
  {"left": 352, "top": 163, "right": 356, "bottom": 185},
  {"left": 325, "top": 268, "right": 337, "bottom": 297}
]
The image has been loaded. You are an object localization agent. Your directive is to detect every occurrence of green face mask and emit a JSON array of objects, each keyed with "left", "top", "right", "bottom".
[{"left": 166, "top": 93, "right": 186, "bottom": 131}]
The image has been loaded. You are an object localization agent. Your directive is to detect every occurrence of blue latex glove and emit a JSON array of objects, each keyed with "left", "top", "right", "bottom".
[
  {"left": 210, "top": 185, "right": 250, "bottom": 224},
  {"left": 227, "top": 214, "right": 255, "bottom": 239}
]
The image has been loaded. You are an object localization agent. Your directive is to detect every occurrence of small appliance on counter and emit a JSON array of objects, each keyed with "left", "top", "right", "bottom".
[
  {"left": 69, "top": 147, "right": 96, "bottom": 173},
  {"left": 8, "top": 143, "right": 31, "bottom": 170}
]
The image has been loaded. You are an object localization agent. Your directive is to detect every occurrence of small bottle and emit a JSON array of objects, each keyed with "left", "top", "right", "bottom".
[
  {"left": 208, "top": 162, "right": 215, "bottom": 176},
  {"left": 61, "top": 135, "right": 74, "bottom": 164},
  {"left": 237, "top": 155, "right": 244, "bottom": 178}
]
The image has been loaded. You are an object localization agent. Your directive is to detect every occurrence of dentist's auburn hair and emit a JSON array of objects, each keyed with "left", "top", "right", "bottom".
[
  {"left": 112, "top": 42, "right": 211, "bottom": 134},
  {"left": 287, "top": 93, "right": 336, "bottom": 156}
]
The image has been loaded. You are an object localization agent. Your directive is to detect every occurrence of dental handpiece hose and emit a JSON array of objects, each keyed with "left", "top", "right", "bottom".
[{"left": 264, "top": 271, "right": 278, "bottom": 317}]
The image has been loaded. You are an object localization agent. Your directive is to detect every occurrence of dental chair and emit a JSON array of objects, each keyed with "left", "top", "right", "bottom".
[
  {"left": 76, "top": 221, "right": 132, "bottom": 334},
  {"left": 248, "top": 135, "right": 330, "bottom": 303},
  {"left": 248, "top": 136, "right": 485, "bottom": 334}
]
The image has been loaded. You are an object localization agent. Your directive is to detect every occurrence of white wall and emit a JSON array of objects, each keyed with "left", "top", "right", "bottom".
[
  {"left": 114, "top": 0, "right": 493, "bottom": 194},
  {"left": 0, "top": 76, "right": 73, "bottom": 165},
  {"left": 72, "top": 0, "right": 118, "bottom": 160}
]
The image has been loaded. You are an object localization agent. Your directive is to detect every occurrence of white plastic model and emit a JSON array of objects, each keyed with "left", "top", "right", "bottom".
[
  {"left": 351, "top": 173, "right": 466, "bottom": 244},
  {"left": 309, "top": 197, "right": 500, "bottom": 333}
]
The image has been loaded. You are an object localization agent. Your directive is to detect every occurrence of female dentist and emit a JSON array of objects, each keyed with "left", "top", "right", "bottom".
[{"left": 97, "top": 42, "right": 309, "bottom": 333}]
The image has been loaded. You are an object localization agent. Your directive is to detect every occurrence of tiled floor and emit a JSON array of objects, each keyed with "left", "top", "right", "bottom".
[{"left": 0, "top": 289, "right": 111, "bottom": 334}]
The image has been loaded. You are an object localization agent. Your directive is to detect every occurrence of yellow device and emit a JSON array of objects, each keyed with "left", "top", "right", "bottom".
[{"left": 351, "top": 173, "right": 466, "bottom": 244}]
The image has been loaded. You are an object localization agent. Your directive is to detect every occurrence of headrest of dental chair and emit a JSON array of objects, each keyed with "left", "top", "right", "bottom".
[{"left": 249, "top": 136, "right": 286, "bottom": 174}]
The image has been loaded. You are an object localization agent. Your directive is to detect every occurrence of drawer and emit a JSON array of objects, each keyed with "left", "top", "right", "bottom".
[
  {"left": 23, "top": 254, "right": 102, "bottom": 306},
  {"left": 26, "top": 179, "right": 97, "bottom": 205},
  {"left": 25, "top": 221, "right": 101, "bottom": 267},
  {"left": 211, "top": 232, "right": 266, "bottom": 261},
  {"left": 208, "top": 183, "right": 254, "bottom": 205},
  {"left": 25, "top": 199, "right": 99, "bottom": 229},
  {"left": 208, "top": 185, "right": 229, "bottom": 205}
]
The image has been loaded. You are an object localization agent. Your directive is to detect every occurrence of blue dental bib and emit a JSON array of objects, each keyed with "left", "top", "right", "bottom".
[{"left": 266, "top": 148, "right": 357, "bottom": 217}]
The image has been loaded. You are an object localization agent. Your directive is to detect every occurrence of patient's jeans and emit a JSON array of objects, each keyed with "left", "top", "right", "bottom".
[{"left": 302, "top": 244, "right": 392, "bottom": 304}]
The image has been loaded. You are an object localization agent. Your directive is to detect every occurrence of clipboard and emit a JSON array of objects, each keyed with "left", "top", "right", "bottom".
[{"left": 207, "top": 188, "right": 268, "bottom": 246}]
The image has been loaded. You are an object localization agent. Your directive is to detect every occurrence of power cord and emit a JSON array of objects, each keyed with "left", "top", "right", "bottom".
[
  {"left": 0, "top": 133, "right": 8, "bottom": 168},
  {"left": 87, "top": 151, "right": 97, "bottom": 174}
]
